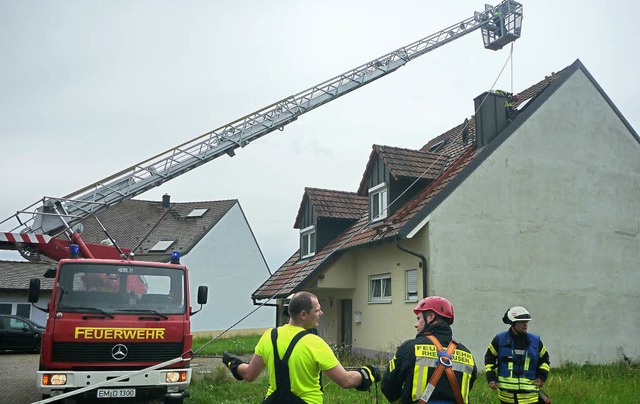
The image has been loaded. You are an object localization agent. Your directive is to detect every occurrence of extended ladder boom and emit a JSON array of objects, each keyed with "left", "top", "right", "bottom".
[{"left": 1, "top": 1, "right": 522, "bottom": 240}]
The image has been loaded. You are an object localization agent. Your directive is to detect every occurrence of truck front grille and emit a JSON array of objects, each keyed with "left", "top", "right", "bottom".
[{"left": 52, "top": 342, "right": 184, "bottom": 363}]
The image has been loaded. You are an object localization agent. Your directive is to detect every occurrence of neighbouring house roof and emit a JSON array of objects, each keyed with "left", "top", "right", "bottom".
[
  {"left": 253, "top": 59, "right": 639, "bottom": 300},
  {"left": 2, "top": 198, "right": 239, "bottom": 290},
  {"left": 0, "top": 260, "right": 55, "bottom": 291},
  {"left": 356, "top": 145, "right": 450, "bottom": 195},
  {"left": 294, "top": 188, "right": 368, "bottom": 229},
  {"left": 76, "top": 198, "right": 237, "bottom": 262}
]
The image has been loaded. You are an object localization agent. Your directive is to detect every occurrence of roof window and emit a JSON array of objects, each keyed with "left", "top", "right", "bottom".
[
  {"left": 186, "top": 208, "right": 209, "bottom": 218},
  {"left": 149, "top": 240, "right": 176, "bottom": 252}
]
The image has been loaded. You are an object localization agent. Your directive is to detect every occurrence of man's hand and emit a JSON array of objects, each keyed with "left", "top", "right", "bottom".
[
  {"left": 356, "top": 365, "right": 381, "bottom": 391},
  {"left": 222, "top": 351, "right": 245, "bottom": 380},
  {"left": 488, "top": 381, "right": 497, "bottom": 390},
  {"left": 535, "top": 378, "right": 544, "bottom": 388}
]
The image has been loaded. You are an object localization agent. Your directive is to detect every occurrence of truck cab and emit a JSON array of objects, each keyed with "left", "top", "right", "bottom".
[{"left": 29, "top": 255, "right": 207, "bottom": 403}]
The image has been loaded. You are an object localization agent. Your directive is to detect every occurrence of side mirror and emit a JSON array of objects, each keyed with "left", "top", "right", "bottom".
[
  {"left": 28, "top": 278, "right": 41, "bottom": 303},
  {"left": 197, "top": 285, "right": 208, "bottom": 305},
  {"left": 29, "top": 278, "right": 49, "bottom": 313},
  {"left": 43, "top": 268, "right": 57, "bottom": 279},
  {"left": 190, "top": 285, "right": 208, "bottom": 316}
]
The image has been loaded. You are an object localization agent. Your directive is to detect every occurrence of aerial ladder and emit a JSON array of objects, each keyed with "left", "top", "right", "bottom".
[{"left": 0, "top": 1, "right": 523, "bottom": 262}]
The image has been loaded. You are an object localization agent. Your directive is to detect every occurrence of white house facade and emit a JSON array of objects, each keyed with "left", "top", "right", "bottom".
[{"left": 183, "top": 202, "right": 274, "bottom": 332}]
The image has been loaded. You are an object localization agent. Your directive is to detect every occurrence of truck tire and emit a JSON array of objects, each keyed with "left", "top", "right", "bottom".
[{"left": 163, "top": 398, "right": 183, "bottom": 404}]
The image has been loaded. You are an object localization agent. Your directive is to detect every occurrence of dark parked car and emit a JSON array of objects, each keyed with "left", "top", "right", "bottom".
[{"left": 0, "top": 314, "right": 45, "bottom": 353}]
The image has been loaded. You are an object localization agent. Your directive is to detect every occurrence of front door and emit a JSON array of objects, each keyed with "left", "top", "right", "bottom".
[{"left": 340, "top": 300, "right": 352, "bottom": 347}]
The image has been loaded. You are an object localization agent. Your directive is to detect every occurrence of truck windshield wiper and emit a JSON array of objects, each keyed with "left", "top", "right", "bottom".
[
  {"left": 113, "top": 309, "right": 169, "bottom": 319},
  {"left": 70, "top": 307, "right": 114, "bottom": 318}
]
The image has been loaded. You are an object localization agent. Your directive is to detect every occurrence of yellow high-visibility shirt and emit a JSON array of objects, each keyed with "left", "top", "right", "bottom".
[{"left": 256, "top": 324, "right": 340, "bottom": 404}]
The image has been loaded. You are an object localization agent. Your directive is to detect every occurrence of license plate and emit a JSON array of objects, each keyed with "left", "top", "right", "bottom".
[{"left": 97, "top": 388, "right": 136, "bottom": 398}]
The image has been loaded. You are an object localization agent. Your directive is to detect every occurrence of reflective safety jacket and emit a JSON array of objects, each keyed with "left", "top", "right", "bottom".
[
  {"left": 497, "top": 331, "right": 539, "bottom": 382},
  {"left": 381, "top": 323, "right": 477, "bottom": 404},
  {"left": 485, "top": 330, "right": 550, "bottom": 404}
]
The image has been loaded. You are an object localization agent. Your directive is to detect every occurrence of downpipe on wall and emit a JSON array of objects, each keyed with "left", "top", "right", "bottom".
[{"left": 396, "top": 237, "right": 428, "bottom": 298}]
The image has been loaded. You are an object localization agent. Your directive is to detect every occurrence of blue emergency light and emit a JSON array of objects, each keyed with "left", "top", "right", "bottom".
[
  {"left": 69, "top": 244, "right": 80, "bottom": 258},
  {"left": 171, "top": 250, "right": 181, "bottom": 264}
]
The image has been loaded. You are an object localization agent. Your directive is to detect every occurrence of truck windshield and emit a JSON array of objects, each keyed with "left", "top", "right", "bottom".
[{"left": 57, "top": 263, "right": 186, "bottom": 315}]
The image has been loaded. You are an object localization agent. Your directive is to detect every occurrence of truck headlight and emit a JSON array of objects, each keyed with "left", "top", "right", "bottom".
[
  {"left": 43, "top": 374, "right": 67, "bottom": 386},
  {"left": 165, "top": 371, "right": 187, "bottom": 383}
]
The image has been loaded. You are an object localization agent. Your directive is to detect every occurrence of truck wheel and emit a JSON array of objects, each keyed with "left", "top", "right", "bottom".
[{"left": 163, "top": 399, "right": 183, "bottom": 404}]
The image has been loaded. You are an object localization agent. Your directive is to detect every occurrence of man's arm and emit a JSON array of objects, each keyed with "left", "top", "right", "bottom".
[
  {"left": 484, "top": 336, "right": 499, "bottom": 387},
  {"left": 380, "top": 350, "right": 404, "bottom": 403},
  {"left": 237, "top": 354, "right": 265, "bottom": 382},
  {"left": 536, "top": 340, "right": 551, "bottom": 386},
  {"left": 324, "top": 364, "right": 365, "bottom": 389}
]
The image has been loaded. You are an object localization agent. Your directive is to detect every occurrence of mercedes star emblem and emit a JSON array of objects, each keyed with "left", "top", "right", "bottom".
[{"left": 111, "top": 344, "right": 128, "bottom": 360}]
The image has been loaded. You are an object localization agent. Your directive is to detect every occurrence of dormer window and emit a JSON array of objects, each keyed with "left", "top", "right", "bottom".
[
  {"left": 300, "top": 225, "right": 316, "bottom": 259},
  {"left": 369, "top": 183, "right": 388, "bottom": 222}
]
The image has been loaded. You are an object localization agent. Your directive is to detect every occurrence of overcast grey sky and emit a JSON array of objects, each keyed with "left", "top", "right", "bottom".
[{"left": 1, "top": 1, "right": 637, "bottom": 271}]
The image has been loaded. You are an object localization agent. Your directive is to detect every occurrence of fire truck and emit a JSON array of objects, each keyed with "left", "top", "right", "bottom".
[
  {"left": 0, "top": 1, "right": 522, "bottom": 403},
  {"left": 27, "top": 252, "right": 208, "bottom": 403}
]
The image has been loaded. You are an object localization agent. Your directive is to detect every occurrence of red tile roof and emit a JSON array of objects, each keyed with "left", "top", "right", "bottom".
[
  {"left": 357, "top": 145, "right": 450, "bottom": 195},
  {"left": 294, "top": 188, "right": 368, "bottom": 229}
]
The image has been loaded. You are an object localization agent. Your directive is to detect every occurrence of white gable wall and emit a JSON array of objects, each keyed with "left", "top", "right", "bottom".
[
  {"left": 427, "top": 69, "right": 640, "bottom": 364},
  {"left": 182, "top": 203, "right": 274, "bottom": 332}
]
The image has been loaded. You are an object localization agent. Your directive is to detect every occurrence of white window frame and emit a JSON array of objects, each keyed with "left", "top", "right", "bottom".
[
  {"left": 149, "top": 240, "right": 176, "bottom": 252},
  {"left": 369, "top": 182, "right": 388, "bottom": 222},
  {"left": 300, "top": 225, "right": 316, "bottom": 259},
  {"left": 369, "top": 273, "right": 392, "bottom": 303},
  {"left": 405, "top": 269, "right": 418, "bottom": 302},
  {"left": 186, "top": 208, "right": 209, "bottom": 218}
]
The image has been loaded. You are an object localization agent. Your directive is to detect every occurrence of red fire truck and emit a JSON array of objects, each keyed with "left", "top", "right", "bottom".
[{"left": 28, "top": 247, "right": 208, "bottom": 403}]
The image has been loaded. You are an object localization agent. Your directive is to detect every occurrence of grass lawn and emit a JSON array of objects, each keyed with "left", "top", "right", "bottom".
[{"left": 188, "top": 335, "right": 639, "bottom": 403}]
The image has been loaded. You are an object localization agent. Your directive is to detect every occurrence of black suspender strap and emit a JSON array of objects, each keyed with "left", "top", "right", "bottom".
[{"left": 271, "top": 328, "right": 310, "bottom": 393}]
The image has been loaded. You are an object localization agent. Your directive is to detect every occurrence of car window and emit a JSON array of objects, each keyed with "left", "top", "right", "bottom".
[{"left": 9, "top": 318, "right": 29, "bottom": 331}]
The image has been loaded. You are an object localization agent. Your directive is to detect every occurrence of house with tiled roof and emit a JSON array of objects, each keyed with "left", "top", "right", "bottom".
[
  {"left": 1, "top": 196, "right": 273, "bottom": 332},
  {"left": 253, "top": 59, "right": 640, "bottom": 365}
]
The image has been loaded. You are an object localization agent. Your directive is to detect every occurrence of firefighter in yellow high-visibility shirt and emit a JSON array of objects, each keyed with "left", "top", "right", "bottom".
[{"left": 221, "top": 291, "right": 380, "bottom": 403}]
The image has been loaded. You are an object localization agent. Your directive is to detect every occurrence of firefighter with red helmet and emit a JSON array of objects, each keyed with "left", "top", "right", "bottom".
[
  {"left": 381, "top": 296, "right": 477, "bottom": 403},
  {"left": 484, "top": 306, "right": 551, "bottom": 404}
]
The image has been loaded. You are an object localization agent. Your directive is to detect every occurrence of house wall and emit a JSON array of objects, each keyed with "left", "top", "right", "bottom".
[
  {"left": 0, "top": 290, "right": 52, "bottom": 326},
  {"left": 315, "top": 235, "right": 428, "bottom": 355},
  {"left": 313, "top": 254, "right": 357, "bottom": 342},
  {"left": 182, "top": 203, "right": 275, "bottom": 332},
  {"left": 427, "top": 69, "right": 640, "bottom": 364}
]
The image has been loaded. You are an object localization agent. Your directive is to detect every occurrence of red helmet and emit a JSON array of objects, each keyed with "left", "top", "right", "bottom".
[{"left": 413, "top": 296, "right": 454, "bottom": 324}]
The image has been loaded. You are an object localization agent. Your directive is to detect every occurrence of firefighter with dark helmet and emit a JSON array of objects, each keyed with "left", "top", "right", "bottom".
[
  {"left": 484, "top": 306, "right": 551, "bottom": 404},
  {"left": 381, "top": 296, "right": 477, "bottom": 403}
]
